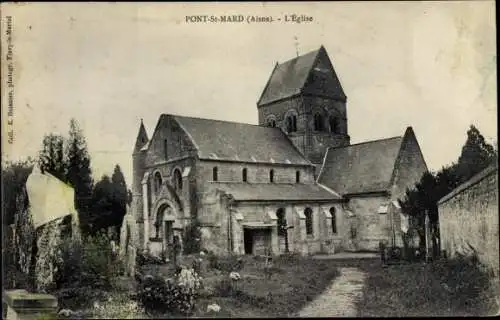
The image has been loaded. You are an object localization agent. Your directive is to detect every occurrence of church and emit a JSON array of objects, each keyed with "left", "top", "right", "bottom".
[{"left": 129, "top": 45, "right": 428, "bottom": 258}]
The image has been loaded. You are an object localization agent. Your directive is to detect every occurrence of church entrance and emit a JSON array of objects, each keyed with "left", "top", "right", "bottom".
[
  {"left": 244, "top": 229, "right": 253, "bottom": 254},
  {"left": 243, "top": 227, "right": 272, "bottom": 255},
  {"left": 163, "top": 220, "right": 174, "bottom": 259}
]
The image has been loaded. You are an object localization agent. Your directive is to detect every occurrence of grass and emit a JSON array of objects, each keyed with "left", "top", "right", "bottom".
[
  {"left": 184, "top": 253, "right": 341, "bottom": 317},
  {"left": 53, "top": 252, "right": 499, "bottom": 318},
  {"left": 354, "top": 256, "right": 499, "bottom": 317}
]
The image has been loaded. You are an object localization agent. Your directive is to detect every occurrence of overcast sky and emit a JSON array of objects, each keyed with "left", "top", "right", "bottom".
[{"left": 1, "top": 2, "right": 496, "bottom": 186}]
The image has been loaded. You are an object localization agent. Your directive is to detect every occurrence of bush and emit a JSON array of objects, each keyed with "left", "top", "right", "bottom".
[
  {"left": 214, "top": 277, "right": 236, "bottom": 297},
  {"left": 136, "top": 250, "right": 165, "bottom": 266},
  {"left": 136, "top": 273, "right": 198, "bottom": 316},
  {"left": 432, "top": 252, "right": 496, "bottom": 313},
  {"left": 182, "top": 221, "right": 202, "bottom": 255},
  {"left": 208, "top": 253, "right": 244, "bottom": 272},
  {"left": 52, "top": 232, "right": 123, "bottom": 309}
]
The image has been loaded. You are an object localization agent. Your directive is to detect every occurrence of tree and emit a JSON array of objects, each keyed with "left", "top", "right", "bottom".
[
  {"left": 88, "top": 165, "right": 129, "bottom": 239},
  {"left": 66, "top": 118, "right": 94, "bottom": 234},
  {"left": 110, "top": 165, "right": 129, "bottom": 238},
  {"left": 1, "top": 159, "right": 35, "bottom": 289},
  {"left": 399, "top": 125, "right": 497, "bottom": 255},
  {"left": 38, "top": 134, "right": 67, "bottom": 182},
  {"left": 90, "top": 175, "right": 114, "bottom": 233},
  {"left": 455, "top": 125, "right": 496, "bottom": 184}
]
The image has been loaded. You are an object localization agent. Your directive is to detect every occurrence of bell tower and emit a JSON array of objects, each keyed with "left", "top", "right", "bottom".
[{"left": 257, "top": 45, "right": 350, "bottom": 166}]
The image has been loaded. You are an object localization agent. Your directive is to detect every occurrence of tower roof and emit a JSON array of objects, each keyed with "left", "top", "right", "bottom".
[
  {"left": 133, "top": 119, "right": 149, "bottom": 153},
  {"left": 257, "top": 46, "right": 346, "bottom": 106}
]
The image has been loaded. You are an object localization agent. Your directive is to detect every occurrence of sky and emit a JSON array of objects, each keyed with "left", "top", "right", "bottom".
[{"left": 1, "top": 1, "right": 497, "bottom": 186}]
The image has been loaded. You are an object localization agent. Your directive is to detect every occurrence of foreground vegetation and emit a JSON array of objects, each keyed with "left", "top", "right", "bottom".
[{"left": 355, "top": 254, "right": 499, "bottom": 317}]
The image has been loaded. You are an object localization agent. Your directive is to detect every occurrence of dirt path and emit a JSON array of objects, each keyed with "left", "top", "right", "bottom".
[{"left": 297, "top": 267, "right": 367, "bottom": 317}]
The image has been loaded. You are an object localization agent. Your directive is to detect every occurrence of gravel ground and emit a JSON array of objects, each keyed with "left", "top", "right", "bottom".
[{"left": 297, "top": 267, "right": 367, "bottom": 317}]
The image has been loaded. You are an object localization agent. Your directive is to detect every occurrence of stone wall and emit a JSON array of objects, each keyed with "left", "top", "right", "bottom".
[
  {"left": 438, "top": 165, "right": 499, "bottom": 276},
  {"left": 346, "top": 195, "right": 391, "bottom": 251},
  {"left": 198, "top": 184, "right": 344, "bottom": 256},
  {"left": 196, "top": 159, "right": 316, "bottom": 186}
]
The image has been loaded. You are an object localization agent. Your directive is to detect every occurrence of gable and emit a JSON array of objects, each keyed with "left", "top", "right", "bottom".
[
  {"left": 318, "top": 136, "right": 404, "bottom": 195},
  {"left": 389, "top": 127, "right": 428, "bottom": 200},
  {"left": 302, "top": 48, "right": 346, "bottom": 100},
  {"left": 144, "top": 115, "right": 197, "bottom": 166}
]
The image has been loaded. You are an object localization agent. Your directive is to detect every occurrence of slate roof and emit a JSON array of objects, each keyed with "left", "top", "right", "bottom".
[
  {"left": 438, "top": 162, "right": 498, "bottom": 205},
  {"left": 257, "top": 46, "right": 346, "bottom": 106},
  {"left": 210, "top": 182, "right": 341, "bottom": 201},
  {"left": 318, "top": 136, "right": 404, "bottom": 195},
  {"left": 171, "top": 115, "right": 311, "bottom": 165}
]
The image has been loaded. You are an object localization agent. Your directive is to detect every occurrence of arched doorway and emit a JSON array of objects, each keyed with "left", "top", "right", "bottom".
[{"left": 149, "top": 201, "right": 178, "bottom": 260}]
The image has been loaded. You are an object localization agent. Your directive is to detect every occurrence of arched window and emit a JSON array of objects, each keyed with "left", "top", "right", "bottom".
[
  {"left": 286, "top": 116, "right": 293, "bottom": 132},
  {"left": 173, "top": 168, "right": 183, "bottom": 191},
  {"left": 242, "top": 168, "right": 248, "bottom": 182},
  {"left": 269, "top": 169, "right": 274, "bottom": 183},
  {"left": 268, "top": 120, "right": 276, "bottom": 128},
  {"left": 296, "top": 170, "right": 300, "bottom": 183},
  {"left": 329, "top": 116, "right": 339, "bottom": 134},
  {"left": 277, "top": 208, "right": 286, "bottom": 236},
  {"left": 314, "top": 113, "right": 324, "bottom": 131},
  {"left": 305, "top": 207, "right": 313, "bottom": 235},
  {"left": 212, "top": 167, "right": 218, "bottom": 181},
  {"left": 286, "top": 115, "right": 298, "bottom": 133},
  {"left": 330, "top": 207, "right": 337, "bottom": 234},
  {"left": 154, "top": 172, "right": 162, "bottom": 193},
  {"left": 155, "top": 209, "right": 164, "bottom": 238}
]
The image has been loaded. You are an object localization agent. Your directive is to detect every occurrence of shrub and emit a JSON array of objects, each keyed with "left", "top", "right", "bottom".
[
  {"left": 136, "top": 274, "right": 198, "bottom": 316},
  {"left": 52, "top": 232, "right": 123, "bottom": 309},
  {"left": 431, "top": 252, "right": 496, "bottom": 313},
  {"left": 208, "top": 253, "right": 244, "bottom": 272},
  {"left": 136, "top": 250, "right": 165, "bottom": 266},
  {"left": 182, "top": 220, "right": 202, "bottom": 255},
  {"left": 214, "top": 277, "right": 236, "bottom": 297}
]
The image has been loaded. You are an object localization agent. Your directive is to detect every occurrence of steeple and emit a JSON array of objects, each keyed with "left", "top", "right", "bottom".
[{"left": 133, "top": 118, "right": 149, "bottom": 153}]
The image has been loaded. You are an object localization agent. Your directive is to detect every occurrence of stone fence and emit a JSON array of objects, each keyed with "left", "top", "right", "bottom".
[
  {"left": 2, "top": 290, "right": 57, "bottom": 320},
  {"left": 438, "top": 164, "right": 499, "bottom": 276}
]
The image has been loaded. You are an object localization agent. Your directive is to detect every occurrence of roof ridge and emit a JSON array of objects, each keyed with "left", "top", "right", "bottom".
[
  {"left": 326, "top": 135, "right": 403, "bottom": 152},
  {"left": 167, "top": 113, "right": 278, "bottom": 130},
  {"left": 277, "top": 47, "right": 321, "bottom": 66}
]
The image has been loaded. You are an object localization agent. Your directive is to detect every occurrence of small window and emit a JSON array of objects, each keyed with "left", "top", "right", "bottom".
[
  {"left": 242, "top": 168, "right": 248, "bottom": 182},
  {"left": 164, "top": 139, "right": 168, "bottom": 159},
  {"left": 213, "top": 167, "right": 218, "bottom": 181},
  {"left": 314, "top": 113, "right": 324, "bottom": 131},
  {"left": 286, "top": 117, "right": 293, "bottom": 132},
  {"left": 154, "top": 172, "right": 162, "bottom": 193},
  {"left": 330, "top": 207, "right": 337, "bottom": 234},
  {"left": 296, "top": 170, "right": 300, "bottom": 183},
  {"left": 268, "top": 120, "right": 276, "bottom": 128},
  {"left": 329, "top": 116, "right": 339, "bottom": 134},
  {"left": 269, "top": 169, "right": 274, "bottom": 183},
  {"left": 173, "top": 169, "right": 183, "bottom": 191},
  {"left": 305, "top": 207, "right": 313, "bottom": 235},
  {"left": 286, "top": 115, "right": 297, "bottom": 133}
]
